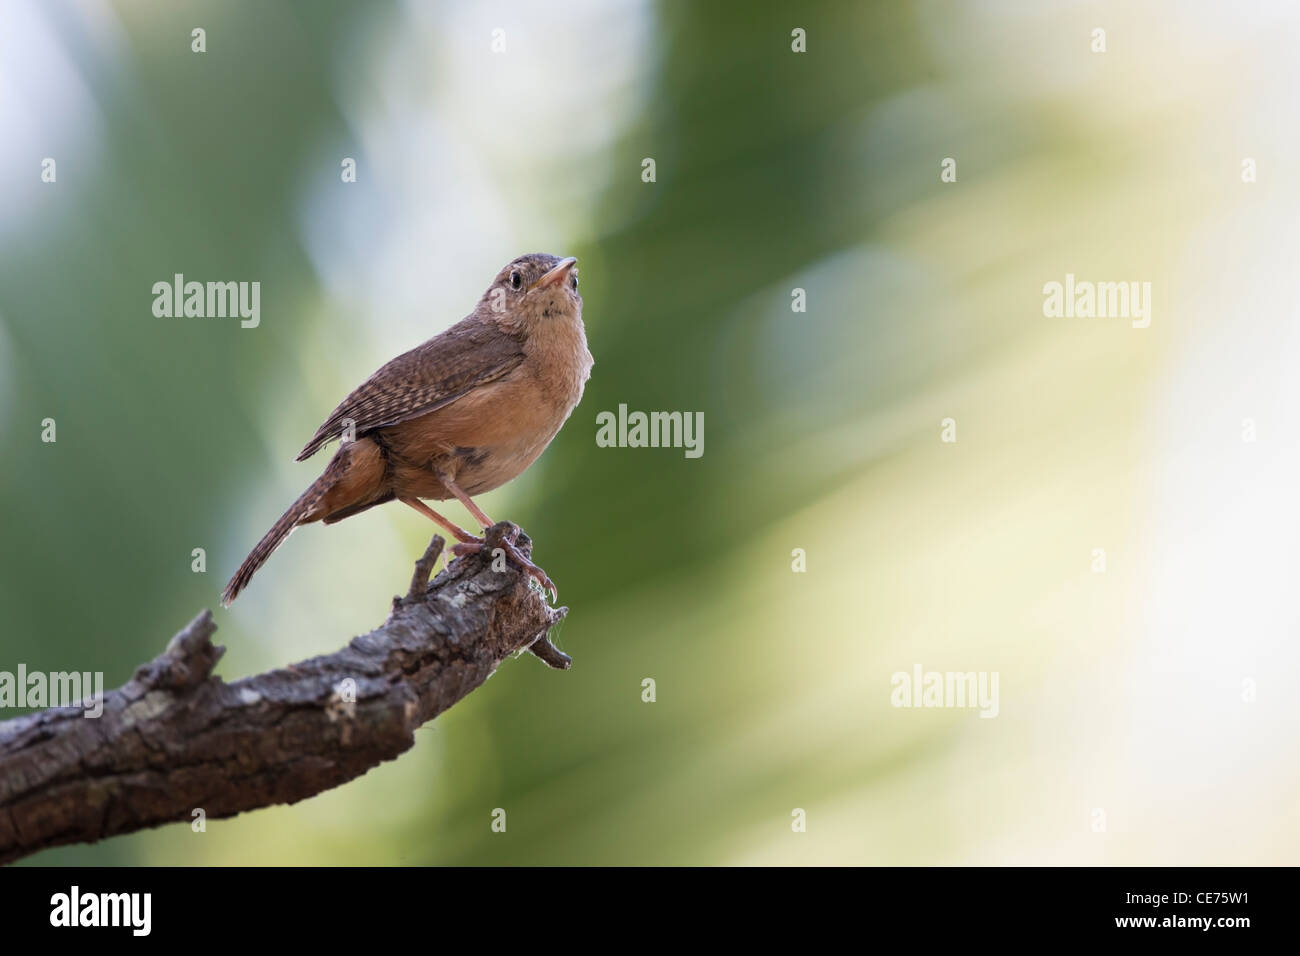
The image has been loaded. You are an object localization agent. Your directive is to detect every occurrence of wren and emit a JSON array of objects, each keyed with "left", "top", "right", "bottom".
[{"left": 221, "top": 253, "right": 592, "bottom": 605}]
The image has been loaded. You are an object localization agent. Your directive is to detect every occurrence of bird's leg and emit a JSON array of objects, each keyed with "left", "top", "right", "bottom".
[
  {"left": 438, "top": 475, "right": 558, "bottom": 602},
  {"left": 439, "top": 475, "right": 495, "bottom": 530},
  {"left": 399, "top": 498, "right": 478, "bottom": 543}
]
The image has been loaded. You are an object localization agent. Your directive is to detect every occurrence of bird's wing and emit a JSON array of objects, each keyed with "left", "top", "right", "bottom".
[{"left": 295, "top": 318, "right": 526, "bottom": 461}]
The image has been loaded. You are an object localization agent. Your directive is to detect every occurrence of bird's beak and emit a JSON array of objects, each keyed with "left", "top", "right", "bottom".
[{"left": 529, "top": 257, "right": 578, "bottom": 291}]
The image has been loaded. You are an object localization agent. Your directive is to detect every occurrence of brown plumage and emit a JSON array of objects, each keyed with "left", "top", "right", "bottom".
[{"left": 222, "top": 253, "right": 592, "bottom": 606}]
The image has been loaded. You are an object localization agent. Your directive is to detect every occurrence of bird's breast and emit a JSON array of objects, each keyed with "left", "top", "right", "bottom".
[{"left": 380, "top": 321, "right": 590, "bottom": 499}]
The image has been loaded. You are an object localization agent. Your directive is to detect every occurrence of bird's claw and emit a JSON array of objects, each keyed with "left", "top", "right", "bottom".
[{"left": 451, "top": 523, "right": 558, "bottom": 603}]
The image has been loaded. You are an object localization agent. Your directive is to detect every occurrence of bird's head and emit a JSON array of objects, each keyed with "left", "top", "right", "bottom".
[{"left": 478, "top": 253, "right": 581, "bottom": 327}]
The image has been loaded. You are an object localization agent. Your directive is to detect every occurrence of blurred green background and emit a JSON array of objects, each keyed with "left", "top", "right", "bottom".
[{"left": 4, "top": 0, "right": 1300, "bottom": 864}]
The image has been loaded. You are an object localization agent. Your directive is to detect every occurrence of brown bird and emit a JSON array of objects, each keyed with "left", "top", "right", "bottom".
[{"left": 221, "top": 253, "right": 591, "bottom": 606}]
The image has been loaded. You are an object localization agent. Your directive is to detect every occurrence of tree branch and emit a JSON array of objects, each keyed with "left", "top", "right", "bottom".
[{"left": 0, "top": 522, "right": 569, "bottom": 865}]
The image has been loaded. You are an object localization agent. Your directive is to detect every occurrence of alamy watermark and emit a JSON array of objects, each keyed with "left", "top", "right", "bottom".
[
  {"left": 152, "top": 274, "right": 260, "bottom": 328},
  {"left": 890, "top": 664, "right": 999, "bottom": 718},
  {"left": 50, "top": 886, "right": 150, "bottom": 935},
  {"left": 595, "top": 404, "right": 703, "bottom": 458},
  {"left": 1042, "top": 273, "right": 1151, "bottom": 328},
  {"left": 0, "top": 665, "right": 104, "bottom": 718}
]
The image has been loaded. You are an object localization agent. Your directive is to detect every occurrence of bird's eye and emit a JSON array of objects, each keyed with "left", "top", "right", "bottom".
[
  {"left": 509, "top": 271, "right": 522, "bottom": 290},
  {"left": 569, "top": 270, "right": 578, "bottom": 290}
]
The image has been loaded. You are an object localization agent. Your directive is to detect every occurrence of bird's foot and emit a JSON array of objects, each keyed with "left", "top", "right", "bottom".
[{"left": 451, "top": 521, "right": 558, "bottom": 603}]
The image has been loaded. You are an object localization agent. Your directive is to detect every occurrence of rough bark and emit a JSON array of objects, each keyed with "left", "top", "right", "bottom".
[{"left": 0, "top": 523, "right": 569, "bottom": 865}]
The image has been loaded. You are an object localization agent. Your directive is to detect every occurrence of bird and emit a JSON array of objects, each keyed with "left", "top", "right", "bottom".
[{"left": 221, "top": 253, "right": 592, "bottom": 607}]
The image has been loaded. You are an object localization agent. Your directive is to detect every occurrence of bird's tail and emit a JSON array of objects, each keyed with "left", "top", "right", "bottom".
[{"left": 221, "top": 475, "right": 331, "bottom": 606}]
